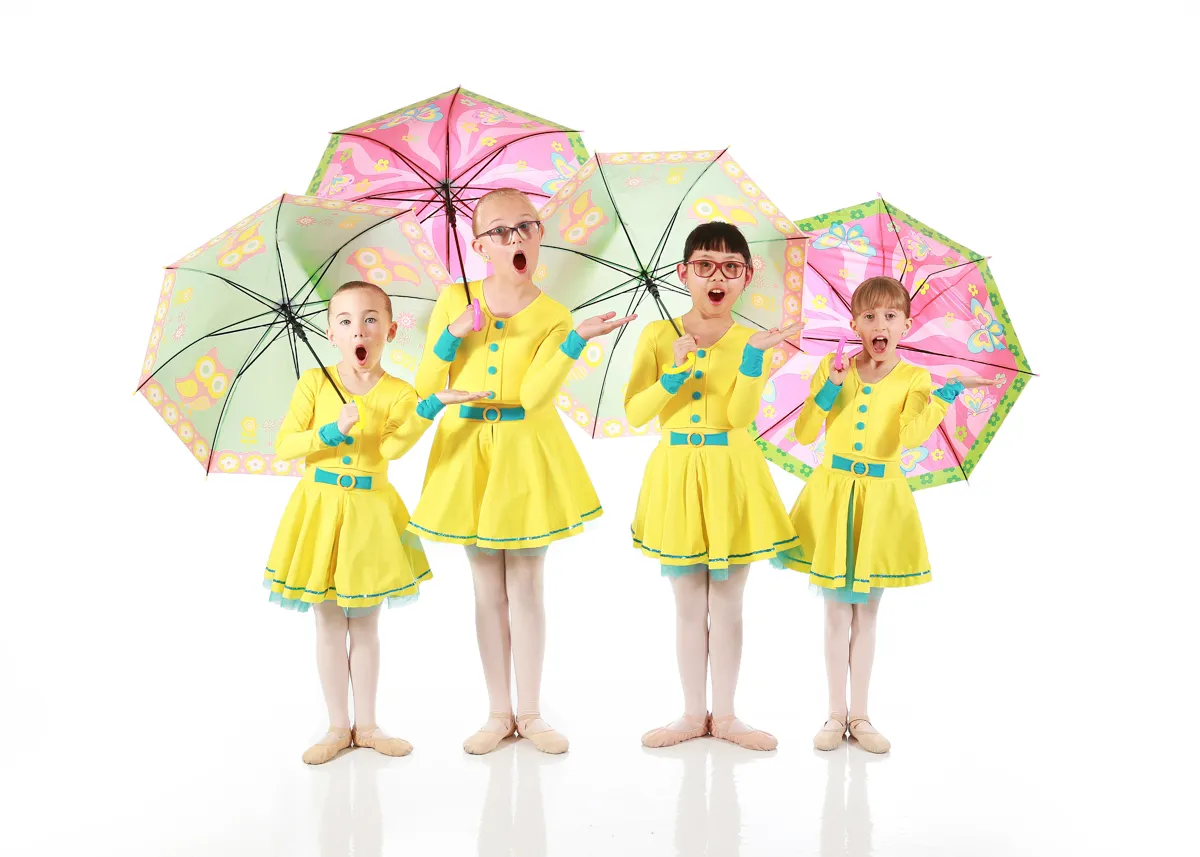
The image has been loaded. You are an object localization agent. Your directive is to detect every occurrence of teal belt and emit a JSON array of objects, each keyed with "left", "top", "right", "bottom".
[
  {"left": 831, "top": 455, "right": 886, "bottom": 478},
  {"left": 460, "top": 404, "right": 526, "bottom": 422},
  {"left": 669, "top": 431, "right": 729, "bottom": 447},
  {"left": 314, "top": 468, "right": 373, "bottom": 490}
]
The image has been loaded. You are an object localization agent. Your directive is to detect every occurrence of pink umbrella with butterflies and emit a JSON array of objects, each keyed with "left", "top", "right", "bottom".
[{"left": 754, "top": 196, "right": 1033, "bottom": 490}]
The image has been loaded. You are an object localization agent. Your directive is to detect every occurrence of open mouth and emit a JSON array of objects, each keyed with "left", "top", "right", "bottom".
[
  {"left": 355, "top": 345, "right": 368, "bottom": 363},
  {"left": 870, "top": 335, "right": 889, "bottom": 355},
  {"left": 707, "top": 287, "right": 726, "bottom": 305},
  {"left": 513, "top": 251, "right": 527, "bottom": 273}
]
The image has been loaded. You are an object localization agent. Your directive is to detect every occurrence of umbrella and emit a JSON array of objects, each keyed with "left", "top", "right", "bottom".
[
  {"left": 753, "top": 196, "right": 1033, "bottom": 490},
  {"left": 534, "top": 149, "right": 806, "bottom": 438},
  {"left": 306, "top": 86, "right": 587, "bottom": 288},
  {"left": 135, "top": 194, "right": 452, "bottom": 476}
]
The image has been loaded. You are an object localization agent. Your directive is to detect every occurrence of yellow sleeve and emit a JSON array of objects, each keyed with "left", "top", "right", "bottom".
[
  {"left": 898, "top": 370, "right": 951, "bottom": 448},
  {"left": 623, "top": 324, "right": 676, "bottom": 428},
  {"left": 518, "top": 312, "right": 575, "bottom": 412},
  {"left": 793, "top": 354, "right": 835, "bottom": 445},
  {"left": 378, "top": 384, "right": 431, "bottom": 460},
  {"left": 726, "top": 346, "right": 775, "bottom": 428},
  {"left": 415, "top": 287, "right": 456, "bottom": 398},
  {"left": 274, "top": 370, "right": 327, "bottom": 461}
]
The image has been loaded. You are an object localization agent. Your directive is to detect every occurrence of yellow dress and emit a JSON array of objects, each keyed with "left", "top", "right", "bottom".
[
  {"left": 409, "top": 282, "right": 601, "bottom": 550},
  {"left": 777, "top": 354, "right": 956, "bottom": 597},
  {"left": 264, "top": 368, "right": 433, "bottom": 614},
  {"left": 625, "top": 320, "right": 799, "bottom": 575}
]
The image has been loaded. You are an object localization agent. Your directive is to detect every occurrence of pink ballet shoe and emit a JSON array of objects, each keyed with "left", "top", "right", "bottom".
[
  {"left": 641, "top": 712, "right": 710, "bottom": 748},
  {"left": 709, "top": 714, "right": 778, "bottom": 751},
  {"left": 516, "top": 712, "right": 569, "bottom": 754}
]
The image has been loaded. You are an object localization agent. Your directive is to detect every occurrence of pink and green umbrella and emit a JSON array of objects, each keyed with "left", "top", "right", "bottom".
[
  {"left": 307, "top": 86, "right": 588, "bottom": 288},
  {"left": 753, "top": 197, "right": 1033, "bottom": 490}
]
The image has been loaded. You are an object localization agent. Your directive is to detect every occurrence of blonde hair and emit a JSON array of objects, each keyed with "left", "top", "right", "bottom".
[
  {"left": 472, "top": 188, "right": 539, "bottom": 235},
  {"left": 328, "top": 280, "right": 392, "bottom": 319},
  {"left": 851, "top": 276, "right": 911, "bottom": 317}
]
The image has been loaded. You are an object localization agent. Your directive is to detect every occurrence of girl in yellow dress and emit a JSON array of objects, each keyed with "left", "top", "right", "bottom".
[
  {"left": 626, "top": 222, "right": 803, "bottom": 752},
  {"left": 774, "top": 276, "right": 1002, "bottom": 753},
  {"left": 410, "top": 188, "right": 635, "bottom": 755},
  {"left": 265, "top": 281, "right": 488, "bottom": 765}
]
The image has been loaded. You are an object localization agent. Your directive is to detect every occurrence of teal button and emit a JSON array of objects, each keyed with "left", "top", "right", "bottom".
[
  {"left": 344, "top": 437, "right": 354, "bottom": 445},
  {"left": 488, "top": 366, "right": 497, "bottom": 375},
  {"left": 691, "top": 414, "right": 700, "bottom": 423},
  {"left": 859, "top": 405, "right": 867, "bottom": 413},
  {"left": 341, "top": 456, "right": 352, "bottom": 465},
  {"left": 495, "top": 320, "right": 504, "bottom": 329},
  {"left": 854, "top": 442, "right": 863, "bottom": 451},
  {"left": 863, "top": 386, "right": 872, "bottom": 394},
  {"left": 692, "top": 392, "right": 701, "bottom": 400},
  {"left": 695, "top": 370, "right": 704, "bottom": 378},
  {"left": 697, "top": 349, "right": 707, "bottom": 358},
  {"left": 856, "top": 422, "right": 865, "bottom": 430},
  {"left": 489, "top": 343, "right": 499, "bottom": 352},
  {"left": 487, "top": 391, "right": 495, "bottom": 399}
]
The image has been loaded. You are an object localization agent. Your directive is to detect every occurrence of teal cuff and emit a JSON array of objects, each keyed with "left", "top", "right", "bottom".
[
  {"left": 739, "top": 344, "right": 765, "bottom": 378},
  {"left": 560, "top": 330, "right": 586, "bottom": 360},
  {"left": 814, "top": 378, "right": 841, "bottom": 411},
  {"left": 416, "top": 396, "right": 445, "bottom": 420},
  {"left": 434, "top": 326, "right": 462, "bottom": 361},
  {"left": 660, "top": 369, "right": 690, "bottom": 394},
  {"left": 318, "top": 422, "right": 349, "bottom": 446},
  {"left": 933, "top": 379, "right": 965, "bottom": 403}
]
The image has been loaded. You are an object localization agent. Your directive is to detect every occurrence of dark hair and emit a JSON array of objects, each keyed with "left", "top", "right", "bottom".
[{"left": 682, "top": 222, "right": 751, "bottom": 266}]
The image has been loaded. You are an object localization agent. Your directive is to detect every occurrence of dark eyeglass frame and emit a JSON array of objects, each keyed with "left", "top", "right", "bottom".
[
  {"left": 685, "top": 259, "right": 749, "bottom": 280},
  {"left": 474, "top": 219, "right": 543, "bottom": 245}
]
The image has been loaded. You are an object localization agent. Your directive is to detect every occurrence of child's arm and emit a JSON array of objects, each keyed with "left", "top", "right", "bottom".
[
  {"left": 275, "top": 371, "right": 344, "bottom": 461},
  {"left": 898, "top": 373, "right": 965, "bottom": 447},
  {"left": 518, "top": 315, "right": 584, "bottom": 412},
  {"left": 416, "top": 290, "right": 473, "bottom": 398},
  {"left": 379, "top": 388, "right": 437, "bottom": 460},
  {"left": 726, "top": 344, "right": 774, "bottom": 427},
  {"left": 791, "top": 354, "right": 841, "bottom": 445},
  {"left": 624, "top": 324, "right": 690, "bottom": 429}
]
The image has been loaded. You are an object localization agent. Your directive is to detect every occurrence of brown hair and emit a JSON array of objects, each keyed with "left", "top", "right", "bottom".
[
  {"left": 851, "top": 276, "right": 910, "bottom": 317},
  {"left": 472, "top": 188, "right": 539, "bottom": 235},
  {"left": 327, "top": 280, "right": 392, "bottom": 319}
]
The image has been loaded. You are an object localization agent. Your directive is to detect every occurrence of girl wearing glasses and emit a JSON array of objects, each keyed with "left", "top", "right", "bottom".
[
  {"left": 625, "top": 222, "right": 803, "bottom": 751},
  {"left": 411, "top": 188, "right": 635, "bottom": 755}
]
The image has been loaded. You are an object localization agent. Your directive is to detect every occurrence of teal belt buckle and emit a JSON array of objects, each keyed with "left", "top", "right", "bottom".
[
  {"left": 460, "top": 404, "right": 526, "bottom": 422},
  {"left": 315, "top": 468, "right": 372, "bottom": 490},
  {"left": 670, "top": 431, "right": 729, "bottom": 447},
  {"left": 831, "top": 455, "right": 884, "bottom": 478}
]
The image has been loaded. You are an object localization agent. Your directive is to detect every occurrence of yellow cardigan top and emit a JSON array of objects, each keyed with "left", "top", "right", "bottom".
[{"left": 624, "top": 319, "right": 774, "bottom": 431}]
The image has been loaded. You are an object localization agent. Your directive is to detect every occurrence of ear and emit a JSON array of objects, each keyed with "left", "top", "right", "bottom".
[
  {"left": 677, "top": 262, "right": 688, "bottom": 284},
  {"left": 849, "top": 317, "right": 859, "bottom": 334},
  {"left": 903, "top": 316, "right": 913, "bottom": 335},
  {"left": 326, "top": 325, "right": 335, "bottom": 344},
  {"left": 471, "top": 236, "right": 487, "bottom": 258},
  {"left": 387, "top": 320, "right": 398, "bottom": 341}
]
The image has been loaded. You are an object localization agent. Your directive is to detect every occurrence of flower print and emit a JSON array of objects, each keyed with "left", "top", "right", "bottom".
[
  {"left": 534, "top": 264, "right": 548, "bottom": 282},
  {"left": 146, "top": 384, "right": 164, "bottom": 406},
  {"left": 771, "top": 350, "right": 786, "bottom": 369},
  {"left": 1013, "top": 376, "right": 1027, "bottom": 392},
  {"left": 610, "top": 153, "right": 631, "bottom": 164},
  {"left": 757, "top": 199, "right": 778, "bottom": 215},
  {"left": 374, "top": 207, "right": 398, "bottom": 217},
  {"left": 723, "top": 161, "right": 743, "bottom": 177},
  {"left": 763, "top": 405, "right": 776, "bottom": 420},
  {"left": 942, "top": 255, "right": 956, "bottom": 265},
  {"left": 516, "top": 160, "right": 527, "bottom": 169},
  {"left": 245, "top": 455, "right": 266, "bottom": 474},
  {"left": 784, "top": 461, "right": 796, "bottom": 474},
  {"left": 416, "top": 244, "right": 436, "bottom": 260},
  {"left": 338, "top": 218, "right": 359, "bottom": 230},
  {"left": 156, "top": 300, "right": 169, "bottom": 321},
  {"left": 272, "top": 459, "right": 292, "bottom": 475},
  {"left": 150, "top": 327, "right": 162, "bottom": 347},
  {"left": 193, "top": 441, "right": 209, "bottom": 461},
  {"left": 955, "top": 426, "right": 968, "bottom": 442},
  {"left": 402, "top": 222, "right": 423, "bottom": 239},
  {"left": 932, "top": 449, "right": 945, "bottom": 461},
  {"left": 552, "top": 141, "right": 564, "bottom": 152},
  {"left": 556, "top": 393, "right": 571, "bottom": 411},
  {"left": 179, "top": 289, "right": 193, "bottom": 303},
  {"left": 427, "top": 263, "right": 448, "bottom": 280},
  {"left": 603, "top": 420, "right": 624, "bottom": 437},
  {"left": 693, "top": 151, "right": 715, "bottom": 160},
  {"left": 296, "top": 216, "right": 315, "bottom": 226},
  {"left": 460, "top": 121, "right": 479, "bottom": 133},
  {"left": 751, "top": 294, "right": 765, "bottom": 308},
  {"left": 355, "top": 180, "right": 371, "bottom": 193},
  {"left": 800, "top": 464, "right": 814, "bottom": 478},
  {"left": 638, "top": 153, "right": 659, "bottom": 162},
  {"left": 994, "top": 373, "right": 1007, "bottom": 386},
  {"left": 173, "top": 323, "right": 186, "bottom": 341},
  {"left": 397, "top": 312, "right": 415, "bottom": 329},
  {"left": 812, "top": 295, "right": 827, "bottom": 310},
  {"left": 784, "top": 294, "right": 800, "bottom": 315},
  {"left": 920, "top": 473, "right": 935, "bottom": 485},
  {"left": 667, "top": 152, "right": 686, "bottom": 161},
  {"left": 573, "top": 409, "right": 590, "bottom": 426},
  {"left": 838, "top": 268, "right": 848, "bottom": 279},
  {"left": 625, "top": 176, "right": 642, "bottom": 188},
  {"left": 480, "top": 136, "right": 497, "bottom": 147},
  {"left": 968, "top": 283, "right": 979, "bottom": 297},
  {"left": 740, "top": 180, "right": 759, "bottom": 197},
  {"left": 218, "top": 453, "right": 240, "bottom": 473},
  {"left": 178, "top": 422, "right": 195, "bottom": 443},
  {"left": 320, "top": 200, "right": 345, "bottom": 210},
  {"left": 162, "top": 403, "right": 179, "bottom": 425},
  {"left": 373, "top": 159, "right": 390, "bottom": 172},
  {"left": 143, "top": 354, "right": 155, "bottom": 372}
]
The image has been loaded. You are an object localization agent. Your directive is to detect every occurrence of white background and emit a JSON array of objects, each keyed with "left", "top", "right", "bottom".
[{"left": 2, "top": 2, "right": 1195, "bottom": 855}]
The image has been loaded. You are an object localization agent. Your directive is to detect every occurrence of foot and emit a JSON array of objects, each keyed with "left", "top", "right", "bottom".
[
  {"left": 516, "top": 712, "right": 569, "bottom": 754},
  {"left": 710, "top": 714, "right": 778, "bottom": 751},
  {"left": 463, "top": 712, "right": 515, "bottom": 755},
  {"left": 352, "top": 724, "right": 413, "bottom": 757},
  {"left": 641, "top": 712, "right": 709, "bottom": 748},
  {"left": 301, "top": 727, "right": 352, "bottom": 765},
  {"left": 848, "top": 716, "right": 891, "bottom": 754},
  {"left": 813, "top": 713, "right": 848, "bottom": 751}
]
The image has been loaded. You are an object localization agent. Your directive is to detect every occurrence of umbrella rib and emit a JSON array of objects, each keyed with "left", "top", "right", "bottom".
[
  {"left": 450, "top": 213, "right": 471, "bottom": 299},
  {"left": 584, "top": 285, "right": 655, "bottom": 439},
  {"left": 645, "top": 146, "right": 730, "bottom": 272},
  {"left": 571, "top": 277, "right": 647, "bottom": 313},
  {"left": 593, "top": 157, "right": 647, "bottom": 275},
  {"left": 541, "top": 243, "right": 640, "bottom": 279},
  {"left": 337, "top": 132, "right": 443, "bottom": 192},
  {"left": 755, "top": 399, "right": 805, "bottom": 442},
  {"left": 649, "top": 205, "right": 684, "bottom": 275},
  {"left": 909, "top": 257, "right": 988, "bottom": 317},
  {"left": 288, "top": 210, "right": 409, "bottom": 310},
  {"left": 807, "top": 263, "right": 854, "bottom": 316},
  {"left": 450, "top": 128, "right": 582, "bottom": 187},
  {"left": 452, "top": 145, "right": 508, "bottom": 193},
  {"left": 271, "top": 193, "right": 288, "bottom": 307},
  {"left": 935, "top": 421, "right": 969, "bottom": 486},
  {"left": 445, "top": 86, "right": 461, "bottom": 194},
  {"left": 880, "top": 197, "right": 911, "bottom": 289},
  {"left": 203, "top": 322, "right": 287, "bottom": 471},
  {"left": 170, "top": 267, "right": 280, "bottom": 314},
  {"left": 798, "top": 334, "right": 1034, "bottom": 376}
]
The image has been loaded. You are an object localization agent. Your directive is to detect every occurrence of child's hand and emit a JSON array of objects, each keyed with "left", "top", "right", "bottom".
[
  {"left": 448, "top": 306, "right": 476, "bottom": 338},
  {"left": 337, "top": 402, "right": 359, "bottom": 434},
  {"left": 956, "top": 375, "right": 1003, "bottom": 388},
  {"left": 435, "top": 389, "right": 492, "bottom": 405},
  {"left": 747, "top": 321, "right": 804, "bottom": 351},
  {"left": 576, "top": 311, "right": 637, "bottom": 341},
  {"left": 672, "top": 334, "right": 698, "bottom": 368},
  {"left": 827, "top": 352, "right": 853, "bottom": 386}
]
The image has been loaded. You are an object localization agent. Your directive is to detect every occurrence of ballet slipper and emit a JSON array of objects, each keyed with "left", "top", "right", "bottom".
[
  {"left": 352, "top": 725, "right": 413, "bottom": 758},
  {"left": 710, "top": 714, "right": 778, "bottom": 751},
  {"left": 813, "top": 713, "right": 849, "bottom": 751},
  {"left": 301, "top": 727, "right": 352, "bottom": 765},
  {"left": 516, "top": 712, "right": 569, "bottom": 755},
  {"left": 848, "top": 716, "right": 891, "bottom": 754},
  {"left": 641, "top": 712, "right": 710, "bottom": 748},
  {"left": 463, "top": 712, "right": 516, "bottom": 755}
]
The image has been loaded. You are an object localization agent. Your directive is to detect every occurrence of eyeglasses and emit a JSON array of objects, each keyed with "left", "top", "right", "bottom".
[
  {"left": 686, "top": 259, "right": 748, "bottom": 280},
  {"left": 475, "top": 220, "right": 543, "bottom": 245}
]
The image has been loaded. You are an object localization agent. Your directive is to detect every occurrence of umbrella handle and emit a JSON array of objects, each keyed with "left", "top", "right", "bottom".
[
  {"left": 833, "top": 335, "right": 848, "bottom": 372},
  {"left": 471, "top": 299, "right": 483, "bottom": 332},
  {"left": 661, "top": 352, "right": 697, "bottom": 374}
]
